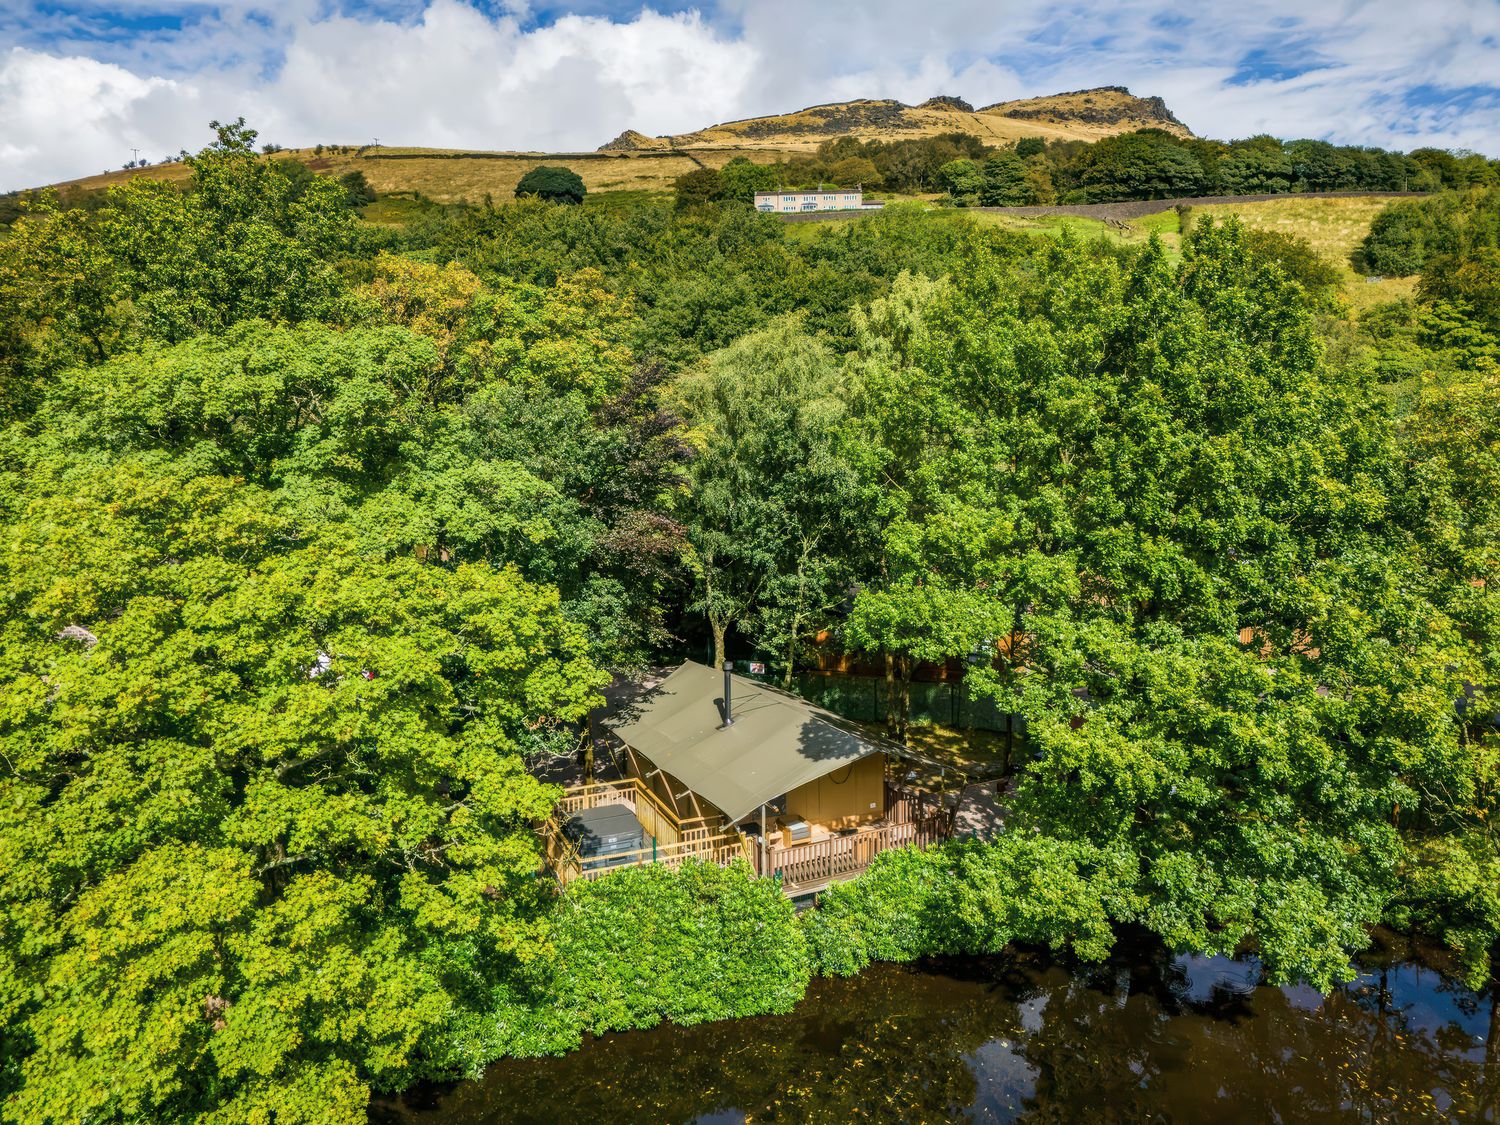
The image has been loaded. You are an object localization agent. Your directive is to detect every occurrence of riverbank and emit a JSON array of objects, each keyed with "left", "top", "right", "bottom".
[{"left": 372, "top": 929, "right": 1495, "bottom": 1123}]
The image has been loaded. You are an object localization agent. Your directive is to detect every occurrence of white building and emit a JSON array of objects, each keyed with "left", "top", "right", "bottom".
[{"left": 754, "top": 189, "right": 876, "bottom": 214}]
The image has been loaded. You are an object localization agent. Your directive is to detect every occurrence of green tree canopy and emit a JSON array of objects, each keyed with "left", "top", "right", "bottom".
[
  {"left": 838, "top": 222, "right": 1475, "bottom": 983},
  {"left": 716, "top": 157, "right": 780, "bottom": 203},
  {"left": 938, "top": 158, "right": 984, "bottom": 201},
  {"left": 676, "top": 319, "right": 870, "bottom": 671},
  {"left": 672, "top": 166, "right": 725, "bottom": 210},
  {"left": 514, "top": 165, "right": 586, "bottom": 205},
  {"left": 979, "top": 152, "right": 1033, "bottom": 206},
  {"left": 0, "top": 456, "right": 604, "bottom": 1123},
  {"left": 1070, "top": 130, "right": 1209, "bottom": 202}
]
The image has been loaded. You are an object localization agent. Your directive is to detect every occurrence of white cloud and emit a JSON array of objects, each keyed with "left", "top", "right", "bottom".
[
  {"left": 258, "top": 3, "right": 757, "bottom": 151},
  {"left": 0, "top": 0, "right": 1497, "bottom": 191},
  {"left": 0, "top": 48, "right": 187, "bottom": 179}
]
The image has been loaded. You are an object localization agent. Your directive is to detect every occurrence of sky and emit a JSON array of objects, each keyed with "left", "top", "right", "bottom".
[{"left": 2, "top": 0, "right": 1498, "bottom": 191}]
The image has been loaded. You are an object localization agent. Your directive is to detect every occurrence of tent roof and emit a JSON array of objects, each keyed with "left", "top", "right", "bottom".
[{"left": 606, "top": 661, "right": 891, "bottom": 823}]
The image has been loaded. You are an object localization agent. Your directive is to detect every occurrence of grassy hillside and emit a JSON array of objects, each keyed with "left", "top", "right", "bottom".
[
  {"left": 43, "top": 146, "right": 698, "bottom": 205},
  {"left": 790, "top": 195, "right": 1417, "bottom": 313},
  {"left": 608, "top": 86, "right": 1190, "bottom": 153},
  {"left": 36, "top": 85, "right": 1186, "bottom": 203}
]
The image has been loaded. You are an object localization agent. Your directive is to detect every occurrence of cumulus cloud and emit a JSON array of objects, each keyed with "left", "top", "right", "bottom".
[
  {"left": 0, "top": 0, "right": 1497, "bottom": 190},
  {"left": 0, "top": 48, "right": 184, "bottom": 177}
]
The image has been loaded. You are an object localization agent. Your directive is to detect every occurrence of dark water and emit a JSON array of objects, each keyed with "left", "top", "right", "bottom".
[{"left": 373, "top": 933, "right": 1497, "bottom": 1124}]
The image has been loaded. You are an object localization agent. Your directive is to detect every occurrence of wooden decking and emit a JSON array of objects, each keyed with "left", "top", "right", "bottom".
[
  {"left": 542, "top": 777, "right": 753, "bottom": 885},
  {"left": 754, "top": 815, "right": 944, "bottom": 895},
  {"left": 541, "top": 776, "right": 945, "bottom": 894}
]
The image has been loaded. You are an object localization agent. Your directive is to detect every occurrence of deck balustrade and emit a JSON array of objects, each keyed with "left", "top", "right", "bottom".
[{"left": 542, "top": 776, "right": 944, "bottom": 893}]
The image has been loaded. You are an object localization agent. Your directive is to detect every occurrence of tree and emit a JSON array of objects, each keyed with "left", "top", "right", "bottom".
[
  {"left": 1072, "top": 130, "right": 1208, "bottom": 201},
  {"left": 677, "top": 320, "right": 868, "bottom": 671},
  {"left": 1420, "top": 246, "right": 1500, "bottom": 333},
  {"left": 837, "top": 223, "right": 1470, "bottom": 983},
  {"left": 515, "top": 165, "right": 586, "bottom": 205},
  {"left": 340, "top": 169, "right": 377, "bottom": 207},
  {"left": 716, "top": 157, "right": 780, "bottom": 204},
  {"left": 95, "top": 118, "right": 355, "bottom": 344},
  {"left": 1288, "top": 139, "right": 1355, "bottom": 192},
  {"left": 827, "top": 156, "right": 881, "bottom": 189},
  {"left": 673, "top": 167, "right": 725, "bottom": 210},
  {"left": 938, "top": 158, "right": 984, "bottom": 202},
  {"left": 979, "top": 152, "right": 1033, "bottom": 206},
  {"left": 0, "top": 458, "right": 606, "bottom": 1123},
  {"left": 838, "top": 271, "right": 1015, "bottom": 742},
  {"left": 1359, "top": 189, "right": 1500, "bottom": 277},
  {"left": 1241, "top": 227, "right": 1344, "bottom": 310},
  {"left": 1217, "top": 136, "right": 1293, "bottom": 194}
]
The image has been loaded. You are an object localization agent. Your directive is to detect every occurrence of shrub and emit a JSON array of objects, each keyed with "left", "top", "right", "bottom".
[
  {"left": 801, "top": 836, "right": 1136, "bottom": 977},
  {"left": 515, "top": 165, "right": 586, "bottom": 205},
  {"left": 543, "top": 859, "right": 811, "bottom": 1043},
  {"left": 1241, "top": 228, "right": 1343, "bottom": 309}
]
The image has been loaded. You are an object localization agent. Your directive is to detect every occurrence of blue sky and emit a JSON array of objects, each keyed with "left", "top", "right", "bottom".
[{"left": 2, "top": 0, "right": 1498, "bottom": 190}]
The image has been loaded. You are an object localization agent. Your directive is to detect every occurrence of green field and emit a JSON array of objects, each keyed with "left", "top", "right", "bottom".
[{"left": 782, "top": 195, "right": 1418, "bottom": 314}]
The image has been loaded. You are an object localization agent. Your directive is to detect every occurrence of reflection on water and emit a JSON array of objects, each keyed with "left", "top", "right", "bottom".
[{"left": 372, "top": 932, "right": 1498, "bottom": 1124}]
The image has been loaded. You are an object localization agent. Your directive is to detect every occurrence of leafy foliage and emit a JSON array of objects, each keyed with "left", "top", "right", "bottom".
[
  {"left": 543, "top": 860, "right": 811, "bottom": 1042},
  {"left": 2, "top": 112, "right": 1500, "bottom": 1121},
  {"left": 803, "top": 838, "right": 1135, "bottom": 976},
  {"left": 515, "top": 166, "right": 586, "bottom": 205},
  {"left": 1359, "top": 188, "right": 1500, "bottom": 276}
]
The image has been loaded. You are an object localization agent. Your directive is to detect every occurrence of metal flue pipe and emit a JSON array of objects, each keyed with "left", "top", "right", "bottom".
[{"left": 722, "top": 661, "right": 735, "bottom": 726}]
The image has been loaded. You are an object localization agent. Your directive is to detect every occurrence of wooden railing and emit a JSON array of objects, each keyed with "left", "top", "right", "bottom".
[
  {"left": 543, "top": 777, "right": 736, "bottom": 885},
  {"left": 543, "top": 776, "right": 948, "bottom": 891},
  {"left": 553, "top": 777, "right": 720, "bottom": 852},
  {"left": 758, "top": 814, "right": 946, "bottom": 891},
  {"left": 556, "top": 831, "right": 749, "bottom": 885}
]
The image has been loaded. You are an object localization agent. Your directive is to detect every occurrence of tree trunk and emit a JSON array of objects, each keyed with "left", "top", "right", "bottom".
[
  {"left": 584, "top": 710, "right": 597, "bottom": 784},
  {"left": 884, "top": 650, "right": 898, "bottom": 736},
  {"left": 892, "top": 654, "right": 913, "bottom": 746},
  {"left": 782, "top": 602, "right": 804, "bottom": 688},
  {"left": 711, "top": 616, "right": 727, "bottom": 670}
]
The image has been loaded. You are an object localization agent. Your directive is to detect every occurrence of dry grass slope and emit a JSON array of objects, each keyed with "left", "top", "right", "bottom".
[
  {"left": 44, "top": 147, "right": 705, "bottom": 205},
  {"left": 34, "top": 86, "right": 1189, "bottom": 204},
  {"left": 601, "top": 86, "right": 1191, "bottom": 153}
]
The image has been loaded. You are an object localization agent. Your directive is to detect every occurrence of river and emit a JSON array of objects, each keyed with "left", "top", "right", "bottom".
[{"left": 372, "top": 931, "right": 1496, "bottom": 1123}]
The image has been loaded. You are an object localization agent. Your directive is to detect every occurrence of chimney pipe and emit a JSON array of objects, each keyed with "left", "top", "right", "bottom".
[{"left": 722, "top": 661, "right": 735, "bottom": 726}]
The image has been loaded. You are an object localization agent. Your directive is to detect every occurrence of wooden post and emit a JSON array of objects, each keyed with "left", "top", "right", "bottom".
[
  {"left": 760, "top": 803, "right": 768, "bottom": 878},
  {"left": 584, "top": 710, "right": 596, "bottom": 784}
]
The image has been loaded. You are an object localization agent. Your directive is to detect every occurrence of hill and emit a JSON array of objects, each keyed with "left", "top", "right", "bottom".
[
  {"left": 28, "top": 86, "right": 1191, "bottom": 205},
  {"left": 600, "top": 86, "right": 1191, "bottom": 152}
]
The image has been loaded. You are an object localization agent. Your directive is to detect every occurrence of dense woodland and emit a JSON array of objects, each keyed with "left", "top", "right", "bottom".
[
  {"left": 667, "top": 129, "right": 1500, "bottom": 205},
  {"left": 1, "top": 121, "right": 1498, "bottom": 1123}
]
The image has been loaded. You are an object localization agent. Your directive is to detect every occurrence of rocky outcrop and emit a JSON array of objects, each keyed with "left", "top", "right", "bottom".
[
  {"left": 920, "top": 95, "right": 974, "bottom": 112},
  {"left": 980, "top": 87, "right": 1191, "bottom": 134},
  {"left": 596, "top": 86, "right": 1191, "bottom": 152},
  {"left": 598, "top": 129, "right": 666, "bottom": 152}
]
